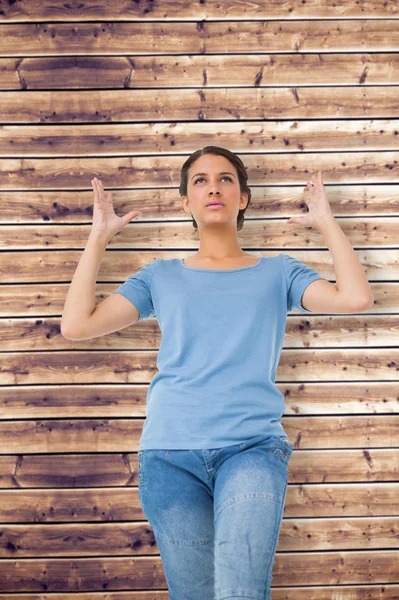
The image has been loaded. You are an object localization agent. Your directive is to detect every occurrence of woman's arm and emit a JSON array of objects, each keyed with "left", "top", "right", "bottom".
[
  {"left": 286, "top": 170, "right": 373, "bottom": 312},
  {"left": 315, "top": 215, "right": 374, "bottom": 309}
]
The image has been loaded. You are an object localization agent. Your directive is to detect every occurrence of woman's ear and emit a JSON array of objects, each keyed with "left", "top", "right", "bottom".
[
  {"left": 240, "top": 192, "right": 249, "bottom": 209},
  {"left": 181, "top": 197, "right": 191, "bottom": 215}
]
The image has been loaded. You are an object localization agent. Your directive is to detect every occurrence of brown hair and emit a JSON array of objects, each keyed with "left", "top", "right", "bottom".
[{"left": 178, "top": 146, "right": 252, "bottom": 231}]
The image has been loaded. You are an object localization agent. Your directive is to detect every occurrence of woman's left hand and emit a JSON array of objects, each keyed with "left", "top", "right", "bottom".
[{"left": 286, "top": 170, "right": 333, "bottom": 228}]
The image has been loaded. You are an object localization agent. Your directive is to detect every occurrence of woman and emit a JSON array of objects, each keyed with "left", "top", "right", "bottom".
[{"left": 62, "top": 146, "right": 373, "bottom": 599}]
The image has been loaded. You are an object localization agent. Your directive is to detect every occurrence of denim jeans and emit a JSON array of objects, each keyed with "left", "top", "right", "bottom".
[{"left": 138, "top": 434, "right": 293, "bottom": 600}]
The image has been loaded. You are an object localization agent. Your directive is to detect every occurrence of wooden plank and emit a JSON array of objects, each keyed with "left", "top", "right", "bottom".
[
  {"left": 0, "top": 348, "right": 398, "bottom": 385},
  {"left": 0, "top": 551, "right": 397, "bottom": 593},
  {"left": 0, "top": 87, "right": 399, "bottom": 121},
  {"left": 0, "top": 482, "right": 397, "bottom": 522},
  {"left": 0, "top": 588, "right": 398, "bottom": 600},
  {"left": 0, "top": 382, "right": 397, "bottom": 418},
  {"left": 0, "top": 515, "right": 399, "bottom": 557},
  {"left": 0, "top": 0, "right": 397, "bottom": 22},
  {"left": 0, "top": 280, "right": 396, "bottom": 319},
  {"left": 2, "top": 53, "right": 399, "bottom": 89},
  {"left": 0, "top": 586, "right": 398, "bottom": 600},
  {"left": 0, "top": 583, "right": 399, "bottom": 600},
  {"left": 0, "top": 249, "right": 397, "bottom": 282},
  {"left": 0, "top": 415, "right": 398, "bottom": 453},
  {"left": 1, "top": 122, "right": 399, "bottom": 160},
  {"left": 0, "top": 448, "right": 397, "bottom": 488},
  {"left": 1, "top": 155, "right": 399, "bottom": 187},
  {"left": 1, "top": 313, "right": 399, "bottom": 349},
  {"left": 1, "top": 20, "right": 399, "bottom": 57},
  {"left": 1, "top": 218, "right": 399, "bottom": 249}
]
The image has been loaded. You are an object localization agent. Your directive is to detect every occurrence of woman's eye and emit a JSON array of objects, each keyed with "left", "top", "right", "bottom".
[{"left": 194, "top": 176, "right": 232, "bottom": 184}]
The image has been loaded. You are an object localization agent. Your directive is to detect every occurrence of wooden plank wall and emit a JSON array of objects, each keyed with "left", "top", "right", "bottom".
[{"left": 0, "top": 1, "right": 398, "bottom": 598}]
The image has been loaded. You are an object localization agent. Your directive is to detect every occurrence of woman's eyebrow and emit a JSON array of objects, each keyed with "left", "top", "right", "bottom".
[{"left": 191, "top": 172, "right": 235, "bottom": 179}]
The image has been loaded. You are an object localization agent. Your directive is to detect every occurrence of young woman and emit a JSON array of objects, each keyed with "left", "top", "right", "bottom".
[{"left": 61, "top": 146, "right": 373, "bottom": 599}]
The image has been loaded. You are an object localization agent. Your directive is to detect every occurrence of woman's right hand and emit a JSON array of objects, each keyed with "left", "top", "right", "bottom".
[{"left": 90, "top": 177, "right": 142, "bottom": 242}]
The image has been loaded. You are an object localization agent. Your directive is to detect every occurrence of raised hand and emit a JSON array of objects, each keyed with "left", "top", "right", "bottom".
[
  {"left": 91, "top": 177, "right": 142, "bottom": 242},
  {"left": 286, "top": 170, "right": 333, "bottom": 228}
]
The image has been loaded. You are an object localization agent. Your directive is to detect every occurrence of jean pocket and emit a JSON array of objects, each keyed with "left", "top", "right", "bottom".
[{"left": 272, "top": 437, "right": 293, "bottom": 466}]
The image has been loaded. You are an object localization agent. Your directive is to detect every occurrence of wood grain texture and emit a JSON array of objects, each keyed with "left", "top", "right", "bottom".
[
  {"left": 0, "top": 0, "right": 398, "bottom": 21},
  {"left": 0, "top": 0, "right": 398, "bottom": 597}
]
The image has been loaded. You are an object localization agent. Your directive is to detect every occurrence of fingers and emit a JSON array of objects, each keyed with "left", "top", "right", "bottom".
[
  {"left": 91, "top": 179, "right": 98, "bottom": 202},
  {"left": 308, "top": 170, "right": 323, "bottom": 186},
  {"left": 91, "top": 178, "right": 106, "bottom": 201},
  {"left": 91, "top": 177, "right": 103, "bottom": 189},
  {"left": 307, "top": 171, "right": 321, "bottom": 186},
  {"left": 91, "top": 178, "right": 99, "bottom": 194}
]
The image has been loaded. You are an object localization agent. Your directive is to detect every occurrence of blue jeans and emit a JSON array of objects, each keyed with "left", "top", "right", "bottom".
[{"left": 138, "top": 434, "right": 293, "bottom": 600}]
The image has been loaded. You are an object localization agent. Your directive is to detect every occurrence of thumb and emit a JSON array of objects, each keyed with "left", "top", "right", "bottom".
[
  {"left": 287, "top": 215, "right": 307, "bottom": 224},
  {"left": 121, "top": 211, "right": 142, "bottom": 227}
]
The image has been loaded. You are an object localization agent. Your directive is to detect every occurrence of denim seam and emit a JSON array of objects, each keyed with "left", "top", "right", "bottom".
[
  {"left": 272, "top": 438, "right": 292, "bottom": 466},
  {"left": 150, "top": 525, "right": 214, "bottom": 546},
  {"left": 273, "top": 447, "right": 290, "bottom": 464},
  {"left": 262, "top": 481, "right": 287, "bottom": 599},
  {"left": 138, "top": 451, "right": 146, "bottom": 491},
  {"left": 215, "top": 491, "right": 282, "bottom": 521}
]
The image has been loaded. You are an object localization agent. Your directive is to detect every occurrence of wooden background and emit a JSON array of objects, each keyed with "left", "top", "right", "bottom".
[{"left": 0, "top": 0, "right": 398, "bottom": 598}]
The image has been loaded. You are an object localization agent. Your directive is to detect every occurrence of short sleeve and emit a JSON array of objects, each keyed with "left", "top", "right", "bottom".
[
  {"left": 111, "top": 259, "right": 157, "bottom": 321},
  {"left": 280, "top": 253, "right": 325, "bottom": 313}
]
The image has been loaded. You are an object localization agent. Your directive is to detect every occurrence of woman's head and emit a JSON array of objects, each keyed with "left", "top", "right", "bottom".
[{"left": 179, "top": 146, "right": 251, "bottom": 232}]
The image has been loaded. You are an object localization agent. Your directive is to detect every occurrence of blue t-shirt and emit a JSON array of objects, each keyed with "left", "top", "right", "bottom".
[{"left": 112, "top": 254, "right": 326, "bottom": 450}]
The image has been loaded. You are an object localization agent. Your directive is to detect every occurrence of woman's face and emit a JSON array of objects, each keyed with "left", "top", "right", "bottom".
[{"left": 181, "top": 154, "right": 248, "bottom": 229}]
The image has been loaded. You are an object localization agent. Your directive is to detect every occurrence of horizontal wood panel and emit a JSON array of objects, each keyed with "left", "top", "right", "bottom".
[
  {"left": 1, "top": 155, "right": 398, "bottom": 189},
  {"left": 0, "top": 382, "right": 397, "bottom": 418},
  {"left": 1, "top": 348, "right": 398, "bottom": 385},
  {"left": 1, "top": 515, "right": 399, "bottom": 557},
  {"left": 0, "top": 482, "right": 397, "bottom": 522},
  {"left": 0, "top": 279, "right": 395, "bottom": 325},
  {"left": 2, "top": 313, "right": 399, "bottom": 349},
  {"left": 0, "top": 282, "right": 399, "bottom": 318},
  {"left": 2, "top": 187, "right": 399, "bottom": 227},
  {"left": 0, "top": 587, "right": 398, "bottom": 600},
  {"left": 1, "top": 21, "right": 399, "bottom": 56},
  {"left": 0, "top": 1, "right": 397, "bottom": 21},
  {"left": 1, "top": 122, "right": 399, "bottom": 160},
  {"left": 0, "top": 416, "right": 397, "bottom": 454},
  {"left": 0, "top": 448, "right": 397, "bottom": 488},
  {"left": 1, "top": 250, "right": 397, "bottom": 283},
  {"left": 1, "top": 87, "right": 399, "bottom": 122},
  {"left": 2, "top": 218, "right": 399, "bottom": 249},
  {"left": 0, "top": 551, "right": 397, "bottom": 593},
  {"left": 0, "top": 282, "right": 396, "bottom": 319},
  {"left": 3, "top": 54, "right": 399, "bottom": 89}
]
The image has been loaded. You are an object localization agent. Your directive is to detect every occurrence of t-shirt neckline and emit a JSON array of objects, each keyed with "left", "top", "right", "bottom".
[{"left": 180, "top": 257, "right": 262, "bottom": 273}]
